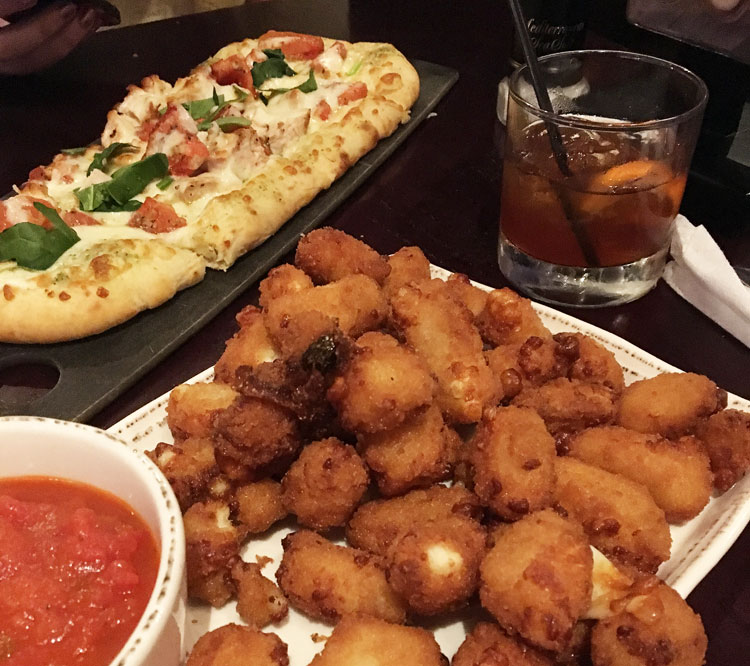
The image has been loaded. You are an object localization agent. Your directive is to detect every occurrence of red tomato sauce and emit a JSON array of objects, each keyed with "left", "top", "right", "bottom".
[{"left": 0, "top": 476, "right": 160, "bottom": 666}]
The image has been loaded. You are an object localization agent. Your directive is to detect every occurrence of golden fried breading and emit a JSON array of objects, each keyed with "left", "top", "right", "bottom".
[
  {"left": 554, "top": 457, "right": 671, "bottom": 574},
  {"left": 386, "top": 519, "right": 486, "bottom": 616},
  {"left": 232, "top": 479, "right": 288, "bottom": 538},
  {"left": 444, "top": 273, "right": 488, "bottom": 319},
  {"left": 167, "top": 381, "right": 238, "bottom": 440},
  {"left": 590, "top": 580, "right": 707, "bottom": 666},
  {"left": 358, "top": 404, "right": 460, "bottom": 497},
  {"left": 390, "top": 278, "right": 495, "bottom": 424},
  {"left": 452, "top": 621, "right": 554, "bottom": 666},
  {"left": 327, "top": 332, "right": 436, "bottom": 434},
  {"left": 568, "top": 333, "right": 625, "bottom": 395},
  {"left": 468, "top": 406, "right": 556, "bottom": 520},
  {"left": 295, "top": 227, "right": 391, "bottom": 285},
  {"left": 512, "top": 377, "right": 618, "bottom": 439},
  {"left": 231, "top": 560, "right": 288, "bottom": 628},
  {"left": 281, "top": 437, "right": 369, "bottom": 530},
  {"left": 382, "top": 245, "right": 431, "bottom": 298},
  {"left": 696, "top": 408, "right": 750, "bottom": 492},
  {"left": 213, "top": 396, "right": 300, "bottom": 476},
  {"left": 146, "top": 437, "right": 219, "bottom": 511},
  {"left": 183, "top": 499, "right": 241, "bottom": 607},
  {"left": 516, "top": 334, "right": 580, "bottom": 386},
  {"left": 264, "top": 274, "right": 388, "bottom": 357},
  {"left": 485, "top": 342, "right": 524, "bottom": 403},
  {"left": 475, "top": 287, "right": 551, "bottom": 347},
  {"left": 214, "top": 306, "right": 280, "bottom": 386},
  {"left": 568, "top": 426, "right": 713, "bottom": 523},
  {"left": 308, "top": 614, "right": 447, "bottom": 666},
  {"left": 617, "top": 372, "right": 726, "bottom": 438},
  {"left": 347, "top": 484, "right": 483, "bottom": 556},
  {"left": 479, "top": 509, "right": 593, "bottom": 653},
  {"left": 185, "top": 623, "right": 289, "bottom": 666},
  {"left": 276, "top": 530, "right": 406, "bottom": 624},
  {"left": 258, "top": 263, "right": 313, "bottom": 310}
]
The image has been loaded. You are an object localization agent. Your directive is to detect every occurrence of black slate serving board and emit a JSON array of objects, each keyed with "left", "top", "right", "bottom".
[{"left": 0, "top": 60, "right": 458, "bottom": 422}]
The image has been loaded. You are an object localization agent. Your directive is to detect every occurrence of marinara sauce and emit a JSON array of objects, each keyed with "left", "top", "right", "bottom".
[{"left": 0, "top": 476, "right": 160, "bottom": 666}]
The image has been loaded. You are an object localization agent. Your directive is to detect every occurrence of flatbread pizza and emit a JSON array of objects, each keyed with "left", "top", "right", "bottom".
[{"left": 0, "top": 31, "right": 419, "bottom": 343}]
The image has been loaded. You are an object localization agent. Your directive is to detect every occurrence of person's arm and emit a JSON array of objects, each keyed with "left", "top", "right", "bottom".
[{"left": 0, "top": 1, "right": 103, "bottom": 75}]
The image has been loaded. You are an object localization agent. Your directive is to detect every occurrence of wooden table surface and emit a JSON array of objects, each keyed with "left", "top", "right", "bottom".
[{"left": 1, "top": 1, "right": 749, "bottom": 663}]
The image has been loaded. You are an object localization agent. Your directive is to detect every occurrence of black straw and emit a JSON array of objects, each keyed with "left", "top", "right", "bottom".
[{"left": 506, "top": 0, "right": 600, "bottom": 267}]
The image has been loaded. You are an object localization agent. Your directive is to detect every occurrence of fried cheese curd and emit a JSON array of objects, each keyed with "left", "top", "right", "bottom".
[
  {"left": 452, "top": 621, "right": 554, "bottom": 666},
  {"left": 232, "top": 479, "right": 288, "bottom": 538},
  {"left": 479, "top": 509, "right": 593, "bottom": 653},
  {"left": 146, "top": 437, "right": 219, "bottom": 511},
  {"left": 214, "top": 305, "right": 280, "bottom": 386},
  {"left": 389, "top": 278, "right": 495, "bottom": 424},
  {"left": 276, "top": 529, "right": 406, "bottom": 624},
  {"left": 185, "top": 623, "right": 289, "bottom": 666},
  {"left": 263, "top": 273, "right": 388, "bottom": 357},
  {"left": 183, "top": 499, "right": 241, "bottom": 606},
  {"left": 696, "top": 408, "right": 750, "bottom": 492},
  {"left": 590, "top": 579, "right": 707, "bottom": 666},
  {"left": 347, "top": 484, "right": 484, "bottom": 555},
  {"left": 294, "top": 227, "right": 391, "bottom": 285},
  {"left": 281, "top": 437, "right": 369, "bottom": 530},
  {"left": 167, "top": 381, "right": 238, "bottom": 440},
  {"left": 512, "top": 377, "right": 618, "bottom": 441},
  {"left": 554, "top": 457, "right": 671, "bottom": 575},
  {"left": 385, "top": 518, "right": 487, "bottom": 616},
  {"left": 327, "top": 331, "right": 436, "bottom": 434},
  {"left": 468, "top": 406, "right": 557, "bottom": 521},
  {"left": 475, "top": 287, "right": 552, "bottom": 347},
  {"left": 568, "top": 332, "right": 625, "bottom": 395},
  {"left": 443, "top": 273, "right": 489, "bottom": 320},
  {"left": 308, "top": 614, "right": 447, "bottom": 666},
  {"left": 617, "top": 372, "right": 726, "bottom": 438},
  {"left": 568, "top": 426, "right": 712, "bottom": 523},
  {"left": 357, "top": 404, "right": 461, "bottom": 497},
  {"left": 231, "top": 560, "right": 289, "bottom": 628},
  {"left": 213, "top": 395, "right": 301, "bottom": 479},
  {"left": 382, "top": 245, "right": 432, "bottom": 299}
]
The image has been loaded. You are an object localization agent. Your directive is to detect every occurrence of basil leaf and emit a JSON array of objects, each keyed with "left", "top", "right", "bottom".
[
  {"left": 158, "top": 105, "right": 168, "bottom": 116},
  {"left": 258, "top": 69, "right": 318, "bottom": 105},
  {"left": 157, "top": 176, "right": 174, "bottom": 190},
  {"left": 215, "top": 116, "right": 252, "bottom": 132},
  {"left": 297, "top": 70, "right": 317, "bottom": 93},
  {"left": 61, "top": 146, "right": 88, "bottom": 156},
  {"left": 0, "top": 204, "right": 80, "bottom": 270},
  {"left": 262, "top": 48, "right": 285, "bottom": 59},
  {"left": 233, "top": 85, "right": 249, "bottom": 101},
  {"left": 252, "top": 56, "right": 296, "bottom": 88},
  {"left": 91, "top": 199, "right": 143, "bottom": 213},
  {"left": 182, "top": 93, "right": 224, "bottom": 121},
  {"left": 76, "top": 153, "right": 168, "bottom": 211},
  {"left": 75, "top": 182, "right": 110, "bottom": 211},
  {"left": 87, "top": 142, "right": 133, "bottom": 176},
  {"left": 106, "top": 153, "right": 169, "bottom": 205},
  {"left": 346, "top": 60, "right": 363, "bottom": 76}
]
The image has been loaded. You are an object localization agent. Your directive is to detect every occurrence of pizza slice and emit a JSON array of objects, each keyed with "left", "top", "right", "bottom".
[{"left": 1, "top": 31, "right": 419, "bottom": 343}]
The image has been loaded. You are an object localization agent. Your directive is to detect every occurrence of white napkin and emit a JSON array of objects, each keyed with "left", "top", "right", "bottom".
[{"left": 663, "top": 214, "right": 750, "bottom": 348}]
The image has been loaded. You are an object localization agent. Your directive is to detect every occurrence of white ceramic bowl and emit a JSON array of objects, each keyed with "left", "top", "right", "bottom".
[{"left": 0, "top": 415, "right": 186, "bottom": 666}]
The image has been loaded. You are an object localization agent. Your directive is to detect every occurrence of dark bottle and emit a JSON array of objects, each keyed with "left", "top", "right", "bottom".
[{"left": 510, "top": 0, "right": 591, "bottom": 66}]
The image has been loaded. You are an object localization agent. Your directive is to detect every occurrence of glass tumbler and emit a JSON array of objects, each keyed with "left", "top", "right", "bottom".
[{"left": 498, "top": 50, "right": 708, "bottom": 307}]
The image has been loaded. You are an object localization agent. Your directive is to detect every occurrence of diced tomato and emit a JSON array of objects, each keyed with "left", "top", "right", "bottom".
[
  {"left": 137, "top": 117, "right": 160, "bottom": 142},
  {"left": 168, "top": 135, "right": 210, "bottom": 177},
  {"left": 27, "top": 166, "right": 46, "bottom": 182},
  {"left": 315, "top": 99, "right": 332, "bottom": 121},
  {"left": 63, "top": 210, "right": 100, "bottom": 227},
  {"left": 210, "top": 54, "right": 256, "bottom": 94},
  {"left": 128, "top": 198, "right": 186, "bottom": 234},
  {"left": 258, "top": 30, "right": 325, "bottom": 60},
  {"left": 337, "top": 82, "right": 368, "bottom": 106}
]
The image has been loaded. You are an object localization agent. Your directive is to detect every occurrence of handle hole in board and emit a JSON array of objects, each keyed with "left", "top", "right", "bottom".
[{"left": 0, "top": 362, "right": 60, "bottom": 413}]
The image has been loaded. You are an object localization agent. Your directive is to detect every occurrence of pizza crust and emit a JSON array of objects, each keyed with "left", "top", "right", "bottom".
[{"left": 0, "top": 238, "right": 206, "bottom": 343}]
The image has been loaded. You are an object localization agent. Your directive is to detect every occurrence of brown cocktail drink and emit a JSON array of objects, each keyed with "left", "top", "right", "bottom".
[{"left": 498, "top": 51, "right": 707, "bottom": 306}]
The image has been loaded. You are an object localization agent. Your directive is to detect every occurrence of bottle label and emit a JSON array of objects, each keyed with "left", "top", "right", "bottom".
[{"left": 511, "top": 0, "right": 589, "bottom": 62}]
